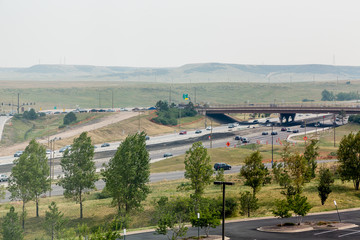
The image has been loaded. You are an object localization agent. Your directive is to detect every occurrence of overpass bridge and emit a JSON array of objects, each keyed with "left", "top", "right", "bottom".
[{"left": 197, "top": 103, "right": 360, "bottom": 123}]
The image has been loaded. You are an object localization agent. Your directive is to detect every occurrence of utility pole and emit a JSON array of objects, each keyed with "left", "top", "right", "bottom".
[
  {"left": 138, "top": 111, "right": 141, "bottom": 133},
  {"left": 210, "top": 119, "right": 213, "bottom": 148},
  {"left": 17, "top": 93, "right": 20, "bottom": 114},
  {"left": 194, "top": 87, "right": 196, "bottom": 104},
  {"left": 98, "top": 91, "right": 101, "bottom": 108},
  {"left": 334, "top": 114, "right": 336, "bottom": 147},
  {"left": 169, "top": 86, "right": 172, "bottom": 105},
  {"left": 111, "top": 90, "right": 114, "bottom": 109}
]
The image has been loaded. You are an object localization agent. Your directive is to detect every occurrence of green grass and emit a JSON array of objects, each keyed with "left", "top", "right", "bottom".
[
  {"left": 0, "top": 113, "right": 110, "bottom": 147},
  {"left": 3, "top": 168, "right": 360, "bottom": 240},
  {"left": 0, "top": 80, "right": 359, "bottom": 112}
]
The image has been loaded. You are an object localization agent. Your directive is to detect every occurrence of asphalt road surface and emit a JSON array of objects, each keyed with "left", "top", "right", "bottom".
[{"left": 126, "top": 209, "right": 360, "bottom": 240}]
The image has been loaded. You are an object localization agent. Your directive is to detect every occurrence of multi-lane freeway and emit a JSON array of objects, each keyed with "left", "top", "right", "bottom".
[{"left": 0, "top": 113, "right": 343, "bottom": 202}]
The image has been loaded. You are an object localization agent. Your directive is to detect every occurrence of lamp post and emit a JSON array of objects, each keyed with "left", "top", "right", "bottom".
[
  {"left": 49, "top": 137, "right": 61, "bottom": 197},
  {"left": 214, "top": 181, "right": 235, "bottom": 240},
  {"left": 271, "top": 123, "right": 274, "bottom": 167},
  {"left": 197, "top": 212, "right": 200, "bottom": 239}
]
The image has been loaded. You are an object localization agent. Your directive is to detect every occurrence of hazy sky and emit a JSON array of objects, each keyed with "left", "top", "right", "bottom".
[{"left": 1, "top": 0, "right": 360, "bottom": 67}]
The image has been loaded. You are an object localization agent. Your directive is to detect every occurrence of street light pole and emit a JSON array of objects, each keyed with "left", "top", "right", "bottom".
[
  {"left": 214, "top": 181, "right": 235, "bottom": 240},
  {"left": 271, "top": 123, "right": 274, "bottom": 167}
]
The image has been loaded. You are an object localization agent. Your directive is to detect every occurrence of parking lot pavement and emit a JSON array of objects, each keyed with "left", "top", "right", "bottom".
[{"left": 127, "top": 209, "right": 360, "bottom": 240}]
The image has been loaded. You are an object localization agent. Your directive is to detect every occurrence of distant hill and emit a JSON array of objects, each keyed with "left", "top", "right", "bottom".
[{"left": 0, "top": 63, "right": 360, "bottom": 83}]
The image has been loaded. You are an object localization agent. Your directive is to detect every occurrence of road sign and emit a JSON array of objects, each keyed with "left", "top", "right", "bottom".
[
  {"left": 226, "top": 142, "right": 230, "bottom": 147},
  {"left": 303, "top": 136, "right": 308, "bottom": 141},
  {"left": 183, "top": 93, "right": 189, "bottom": 100}
]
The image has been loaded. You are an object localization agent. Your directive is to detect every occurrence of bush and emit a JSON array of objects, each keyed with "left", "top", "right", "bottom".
[
  {"left": 63, "top": 112, "right": 77, "bottom": 125},
  {"left": 215, "top": 196, "right": 238, "bottom": 218}
]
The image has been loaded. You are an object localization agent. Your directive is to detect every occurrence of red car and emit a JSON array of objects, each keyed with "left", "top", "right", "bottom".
[{"left": 179, "top": 130, "right": 187, "bottom": 135}]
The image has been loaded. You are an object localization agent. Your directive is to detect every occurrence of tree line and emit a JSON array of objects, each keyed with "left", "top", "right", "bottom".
[
  {"left": 321, "top": 89, "right": 359, "bottom": 101},
  {"left": 2, "top": 129, "right": 360, "bottom": 239},
  {"left": 152, "top": 100, "right": 197, "bottom": 126}
]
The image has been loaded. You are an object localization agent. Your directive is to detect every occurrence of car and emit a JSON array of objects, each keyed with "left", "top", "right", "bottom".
[
  {"left": 271, "top": 131, "right": 278, "bottom": 135},
  {"left": 281, "top": 127, "right": 287, "bottom": 131},
  {"left": 242, "top": 138, "right": 250, "bottom": 143},
  {"left": 314, "top": 123, "right": 321, "bottom": 127},
  {"left": 195, "top": 129, "right": 202, "bottom": 134},
  {"left": 206, "top": 126, "right": 212, "bottom": 130},
  {"left": 145, "top": 136, "right": 150, "bottom": 140},
  {"left": 46, "top": 149, "right": 52, "bottom": 155},
  {"left": 300, "top": 124, "right": 306, "bottom": 128},
  {"left": 287, "top": 128, "right": 292, "bottom": 132},
  {"left": 106, "top": 109, "right": 115, "bottom": 112},
  {"left": 265, "top": 119, "right": 270, "bottom": 124},
  {"left": 101, "top": 143, "right": 110, "bottom": 147},
  {"left": 89, "top": 109, "right": 98, "bottom": 112},
  {"left": 262, "top": 132, "right": 269, "bottom": 135},
  {"left": 214, "top": 163, "right": 232, "bottom": 171},
  {"left": 232, "top": 122, "right": 239, "bottom": 127},
  {"left": 59, "top": 145, "right": 71, "bottom": 153},
  {"left": 14, "top": 151, "right": 23, "bottom": 157},
  {"left": 292, "top": 129, "right": 299, "bottom": 133},
  {"left": 228, "top": 124, "right": 234, "bottom": 128},
  {"left": 98, "top": 109, "right": 106, "bottom": 112},
  {"left": 163, "top": 153, "right": 173, "bottom": 157},
  {"left": 253, "top": 120, "right": 259, "bottom": 123},
  {"left": 179, "top": 130, "right": 187, "bottom": 135},
  {"left": 0, "top": 174, "right": 8, "bottom": 182},
  {"left": 235, "top": 135, "right": 243, "bottom": 141},
  {"left": 266, "top": 123, "right": 272, "bottom": 127}
]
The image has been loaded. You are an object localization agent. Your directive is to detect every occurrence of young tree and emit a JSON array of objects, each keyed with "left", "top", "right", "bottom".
[
  {"left": 272, "top": 162, "right": 291, "bottom": 188},
  {"left": 317, "top": 168, "right": 335, "bottom": 205},
  {"left": 26, "top": 139, "right": 51, "bottom": 217},
  {"left": 290, "top": 194, "right": 312, "bottom": 225},
  {"left": 44, "top": 202, "right": 67, "bottom": 240},
  {"left": 184, "top": 142, "right": 213, "bottom": 202},
  {"left": 304, "top": 139, "right": 319, "bottom": 181},
  {"left": 337, "top": 132, "right": 360, "bottom": 190},
  {"left": 240, "top": 151, "right": 270, "bottom": 197},
  {"left": 285, "top": 153, "right": 308, "bottom": 193},
  {"left": 190, "top": 198, "right": 220, "bottom": 237},
  {"left": 155, "top": 197, "right": 190, "bottom": 240},
  {"left": 103, "top": 132, "right": 150, "bottom": 216},
  {"left": 2, "top": 206, "right": 23, "bottom": 240},
  {"left": 272, "top": 199, "right": 292, "bottom": 226},
  {"left": 8, "top": 139, "right": 50, "bottom": 227},
  {"left": 239, "top": 191, "right": 259, "bottom": 217},
  {"left": 57, "top": 132, "right": 98, "bottom": 219}
]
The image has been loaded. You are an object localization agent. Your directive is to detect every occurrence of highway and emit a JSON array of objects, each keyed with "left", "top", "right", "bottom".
[{"left": 0, "top": 113, "right": 342, "bottom": 203}]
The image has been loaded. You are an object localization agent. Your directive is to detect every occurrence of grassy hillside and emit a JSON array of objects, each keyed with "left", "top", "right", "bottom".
[
  {"left": 0, "top": 113, "right": 110, "bottom": 147},
  {"left": 0, "top": 80, "right": 359, "bottom": 112}
]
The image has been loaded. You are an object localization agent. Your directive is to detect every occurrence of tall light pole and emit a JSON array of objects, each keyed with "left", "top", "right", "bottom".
[
  {"left": 49, "top": 137, "right": 61, "bottom": 197},
  {"left": 214, "top": 181, "right": 235, "bottom": 240},
  {"left": 271, "top": 123, "right": 274, "bottom": 167}
]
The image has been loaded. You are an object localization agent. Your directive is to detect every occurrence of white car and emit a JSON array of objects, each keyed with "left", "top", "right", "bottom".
[
  {"left": 0, "top": 174, "right": 8, "bottom": 182},
  {"left": 206, "top": 126, "right": 212, "bottom": 130}
]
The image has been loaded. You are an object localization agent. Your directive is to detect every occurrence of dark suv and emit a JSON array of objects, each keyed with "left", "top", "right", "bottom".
[{"left": 214, "top": 163, "right": 232, "bottom": 170}]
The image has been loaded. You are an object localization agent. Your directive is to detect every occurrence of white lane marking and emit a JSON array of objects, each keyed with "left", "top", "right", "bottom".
[
  {"left": 314, "top": 229, "right": 338, "bottom": 235},
  {"left": 338, "top": 230, "right": 360, "bottom": 238}
]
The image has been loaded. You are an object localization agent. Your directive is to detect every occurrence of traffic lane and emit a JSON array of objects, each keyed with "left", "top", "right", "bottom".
[{"left": 128, "top": 210, "right": 360, "bottom": 240}]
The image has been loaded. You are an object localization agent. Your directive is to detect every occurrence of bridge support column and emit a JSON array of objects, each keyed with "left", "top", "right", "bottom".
[{"left": 279, "top": 113, "right": 296, "bottom": 123}]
